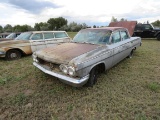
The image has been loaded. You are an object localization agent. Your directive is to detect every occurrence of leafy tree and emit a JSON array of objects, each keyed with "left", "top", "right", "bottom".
[
  {"left": 93, "top": 25, "right": 96, "bottom": 28},
  {"left": 47, "top": 18, "right": 56, "bottom": 30},
  {"left": 81, "top": 23, "right": 88, "bottom": 29},
  {"left": 34, "top": 23, "right": 41, "bottom": 31},
  {"left": 47, "top": 17, "right": 67, "bottom": 30},
  {"left": 120, "top": 18, "right": 127, "bottom": 21},
  {"left": 4, "top": 24, "right": 12, "bottom": 32},
  {"left": 13, "top": 25, "right": 22, "bottom": 32},
  {"left": 40, "top": 22, "right": 49, "bottom": 31},
  {"left": 152, "top": 20, "right": 160, "bottom": 27},
  {"left": 111, "top": 16, "right": 118, "bottom": 22},
  {"left": 111, "top": 16, "right": 127, "bottom": 22},
  {"left": 60, "top": 22, "right": 88, "bottom": 32},
  {"left": 34, "top": 22, "right": 49, "bottom": 31},
  {"left": 0, "top": 25, "right": 3, "bottom": 33}
]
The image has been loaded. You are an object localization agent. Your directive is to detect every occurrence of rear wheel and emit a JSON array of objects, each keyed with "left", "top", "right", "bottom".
[
  {"left": 5, "top": 50, "right": 21, "bottom": 60},
  {"left": 86, "top": 66, "right": 99, "bottom": 87},
  {"left": 157, "top": 34, "right": 160, "bottom": 41}
]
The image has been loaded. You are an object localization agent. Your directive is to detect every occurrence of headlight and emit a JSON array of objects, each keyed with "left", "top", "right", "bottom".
[
  {"left": 68, "top": 67, "right": 75, "bottom": 76},
  {"left": 60, "top": 65, "right": 68, "bottom": 74},
  {"left": 32, "top": 54, "right": 38, "bottom": 62},
  {"left": 60, "top": 65, "right": 76, "bottom": 76}
]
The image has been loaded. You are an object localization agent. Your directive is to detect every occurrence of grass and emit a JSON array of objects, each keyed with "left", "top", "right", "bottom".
[{"left": 0, "top": 34, "right": 160, "bottom": 119}]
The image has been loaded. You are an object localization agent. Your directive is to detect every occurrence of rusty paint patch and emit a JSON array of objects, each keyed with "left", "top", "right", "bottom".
[
  {"left": 37, "top": 43, "right": 100, "bottom": 64},
  {"left": 109, "top": 21, "right": 137, "bottom": 36}
]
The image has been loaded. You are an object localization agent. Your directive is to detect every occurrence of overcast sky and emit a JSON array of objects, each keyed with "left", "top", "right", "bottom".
[{"left": 0, "top": 0, "right": 160, "bottom": 27}]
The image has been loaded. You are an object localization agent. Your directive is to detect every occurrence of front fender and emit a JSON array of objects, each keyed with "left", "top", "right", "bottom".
[{"left": 154, "top": 31, "right": 160, "bottom": 37}]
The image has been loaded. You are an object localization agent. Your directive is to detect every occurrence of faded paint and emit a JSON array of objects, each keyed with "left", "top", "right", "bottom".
[
  {"left": 36, "top": 43, "right": 100, "bottom": 64},
  {"left": 109, "top": 21, "right": 137, "bottom": 36}
]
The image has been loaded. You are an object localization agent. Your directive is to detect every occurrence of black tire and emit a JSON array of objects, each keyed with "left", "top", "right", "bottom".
[
  {"left": 86, "top": 66, "right": 99, "bottom": 87},
  {"left": 127, "top": 50, "right": 133, "bottom": 58},
  {"left": 5, "top": 50, "right": 21, "bottom": 60},
  {"left": 157, "top": 34, "right": 160, "bottom": 41}
]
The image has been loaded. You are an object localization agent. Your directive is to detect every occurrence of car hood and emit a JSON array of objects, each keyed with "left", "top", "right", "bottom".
[
  {"left": 36, "top": 42, "right": 107, "bottom": 64},
  {"left": 153, "top": 28, "right": 160, "bottom": 31},
  {"left": 0, "top": 40, "right": 30, "bottom": 48}
]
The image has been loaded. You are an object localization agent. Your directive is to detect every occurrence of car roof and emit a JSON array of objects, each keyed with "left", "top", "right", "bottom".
[
  {"left": 23, "top": 31, "right": 66, "bottom": 33},
  {"left": 86, "top": 27, "right": 125, "bottom": 31}
]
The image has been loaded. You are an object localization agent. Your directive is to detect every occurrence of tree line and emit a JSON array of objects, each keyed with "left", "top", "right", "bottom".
[
  {"left": 0, "top": 17, "right": 88, "bottom": 33},
  {"left": 0, "top": 16, "right": 160, "bottom": 33}
]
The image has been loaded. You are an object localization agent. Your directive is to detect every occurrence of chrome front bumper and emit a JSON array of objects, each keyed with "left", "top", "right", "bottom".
[{"left": 33, "top": 62, "right": 89, "bottom": 87}]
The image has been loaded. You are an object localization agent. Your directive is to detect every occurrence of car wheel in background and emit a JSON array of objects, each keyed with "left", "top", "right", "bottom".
[
  {"left": 5, "top": 50, "right": 21, "bottom": 60},
  {"left": 157, "top": 34, "right": 160, "bottom": 41}
]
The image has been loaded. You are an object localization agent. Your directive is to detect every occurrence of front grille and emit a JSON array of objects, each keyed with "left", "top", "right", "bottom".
[{"left": 37, "top": 57, "right": 61, "bottom": 72}]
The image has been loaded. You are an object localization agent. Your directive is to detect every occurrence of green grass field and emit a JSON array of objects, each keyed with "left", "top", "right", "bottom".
[{"left": 0, "top": 33, "right": 160, "bottom": 119}]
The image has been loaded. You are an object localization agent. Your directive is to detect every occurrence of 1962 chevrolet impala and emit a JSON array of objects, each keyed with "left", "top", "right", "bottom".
[{"left": 33, "top": 27, "right": 142, "bottom": 87}]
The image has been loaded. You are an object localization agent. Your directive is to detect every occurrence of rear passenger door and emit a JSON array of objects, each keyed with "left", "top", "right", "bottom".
[
  {"left": 45, "top": 32, "right": 70, "bottom": 48},
  {"left": 54, "top": 32, "right": 70, "bottom": 43},
  {"left": 111, "top": 31, "right": 124, "bottom": 66},
  {"left": 30, "top": 33, "right": 46, "bottom": 52},
  {"left": 43, "top": 32, "right": 56, "bottom": 48}
]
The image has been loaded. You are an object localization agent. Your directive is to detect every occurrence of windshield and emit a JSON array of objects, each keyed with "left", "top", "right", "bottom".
[
  {"left": 6, "top": 33, "right": 15, "bottom": 39},
  {"left": 73, "top": 29, "right": 111, "bottom": 45},
  {"left": 15, "top": 32, "right": 32, "bottom": 40}
]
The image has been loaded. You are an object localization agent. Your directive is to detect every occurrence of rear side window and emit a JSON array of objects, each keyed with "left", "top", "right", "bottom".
[
  {"left": 121, "top": 31, "right": 129, "bottom": 40},
  {"left": 44, "top": 33, "right": 54, "bottom": 39},
  {"left": 135, "top": 24, "right": 142, "bottom": 31},
  {"left": 54, "top": 32, "right": 68, "bottom": 38},
  {"left": 111, "top": 31, "right": 121, "bottom": 43},
  {"left": 31, "top": 33, "right": 43, "bottom": 40}
]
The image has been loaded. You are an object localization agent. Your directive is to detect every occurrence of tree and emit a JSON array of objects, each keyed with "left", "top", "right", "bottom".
[
  {"left": 152, "top": 20, "right": 160, "bottom": 27},
  {"left": 111, "top": 16, "right": 118, "bottom": 22},
  {"left": 120, "top": 18, "right": 127, "bottom": 21},
  {"left": 0, "top": 25, "right": 3, "bottom": 33},
  {"left": 4, "top": 24, "right": 12, "bottom": 32},
  {"left": 81, "top": 23, "right": 88, "bottom": 29},
  {"left": 34, "top": 23, "right": 41, "bottom": 31},
  {"left": 40, "top": 22, "right": 49, "bottom": 31},
  {"left": 47, "top": 17, "right": 67, "bottom": 30},
  {"left": 34, "top": 22, "right": 49, "bottom": 31},
  {"left": 13, "top": 25, "right": 21, "bottom": 32},
  {"left": 93, "top": 25, "right": 96, "bottom": 28}
]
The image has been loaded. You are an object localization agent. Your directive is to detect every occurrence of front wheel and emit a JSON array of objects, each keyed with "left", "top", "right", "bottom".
[
  {"left": 127, "top": 50, "right": 134, "bottom": 58},
  {"left": 86, "top": 66, "right": 99, "bottom": 87},
  {"left": 5, "top": 50, "right": 21, "bottom": 60},
  {"left": 157, "top": 34, "right": 160, "bottom": 41}
]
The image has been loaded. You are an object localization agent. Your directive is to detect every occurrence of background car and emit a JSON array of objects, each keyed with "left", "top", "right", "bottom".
[{"left": 0, "top": 31, "right": 71, "bottom": 60}]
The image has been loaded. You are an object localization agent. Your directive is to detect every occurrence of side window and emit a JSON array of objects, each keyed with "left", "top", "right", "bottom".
[
  {"left": 121, "top": 31, "right": 129, "bottom": 40},
  {"left": 143, "top": 24, "right": 152, "bottom": 30},
  {"left": 44, "top": 33, "right": 54, "bottom": 39},
  {"left": 134, "top": 25, "right": 142, "bottom": 31},
  {"left": 54, "top": 32, "right": 68, "bottom": 38},
  {"left": 111, "top": 31, "right": 121, "bottom": 43},
  {"left": 31, "top": 33, "right": 43, "bottom": 40}
]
